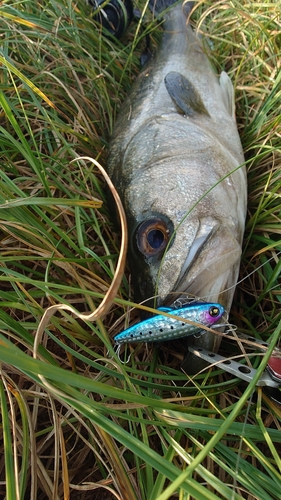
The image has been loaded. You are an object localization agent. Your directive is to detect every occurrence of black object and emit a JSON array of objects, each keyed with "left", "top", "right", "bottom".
[{"left": 89, "top": 0, "right": 134, "bottom": 38}]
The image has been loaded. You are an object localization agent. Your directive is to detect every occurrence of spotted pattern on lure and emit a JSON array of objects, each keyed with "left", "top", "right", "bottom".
[{"left": 114, "top": 302, "right": 225, "bottom": 345}]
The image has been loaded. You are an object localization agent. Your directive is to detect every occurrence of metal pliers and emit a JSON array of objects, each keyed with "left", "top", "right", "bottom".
[{"left": 188, "top": 331, "right": 281, "bottom": 400}]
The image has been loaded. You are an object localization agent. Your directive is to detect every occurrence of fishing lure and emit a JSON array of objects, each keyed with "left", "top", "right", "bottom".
[{"left": 114, "top": 302, "right": 225, "bottom": 345}]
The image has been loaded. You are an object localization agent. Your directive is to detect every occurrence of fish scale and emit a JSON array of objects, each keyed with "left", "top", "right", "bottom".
[{"left": 114, "top": 302, "right": 225, "bottom": 344}]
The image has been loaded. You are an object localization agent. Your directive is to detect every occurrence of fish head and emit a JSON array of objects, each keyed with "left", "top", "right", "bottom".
[
  {"left": 128, "top": 209, "right": 242, "bottom": 363},
  {"left": 127, "top": 201, "right": 243, "bottom": 314},
  {"left": 157, "top": 218, "right": 243, "bottom": 310}
]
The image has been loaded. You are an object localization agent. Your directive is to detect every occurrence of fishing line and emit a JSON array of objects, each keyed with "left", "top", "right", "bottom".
[
  {"left": 153, "top": 148, "right": 279, "bottom": 304},
  {"left": 108, "top": 249, "right": 280, "bottom": 354},
  {"left": 110, "top": 251, "right": 279, "bottom": 347},
  {"left": 157, "top": 249, "right": 281, "bottom": 304},
  {"left": 120, "top": 249, "right": 280, "bottom": 310},
  {"left": 215, "top": 250, "right": 281, "bottom": 296}
]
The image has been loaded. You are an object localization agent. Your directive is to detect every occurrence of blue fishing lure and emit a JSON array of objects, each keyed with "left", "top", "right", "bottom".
[{"left": 114, "top": 302, "right": 225, "bottom": 345}]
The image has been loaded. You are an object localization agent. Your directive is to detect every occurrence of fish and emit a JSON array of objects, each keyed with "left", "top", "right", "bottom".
[
  {"left": 107, "top": 0, "right": 247, "bottom": 368},
  {"left": 114, "top": 302, "right": 225, "bottom": 344}
]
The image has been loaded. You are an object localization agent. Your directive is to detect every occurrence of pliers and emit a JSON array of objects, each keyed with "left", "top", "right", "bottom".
[{"left": 188, "top": 331, "right": 281, "bottom": 393}]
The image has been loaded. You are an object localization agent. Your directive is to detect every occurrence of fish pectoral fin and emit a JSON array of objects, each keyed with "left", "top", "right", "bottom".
[
  {"left": 164, "top": 71, "right": 210, "bottom": 117},
  {"left": 219, "top": 71, "right": 235, "bottom": 118}
]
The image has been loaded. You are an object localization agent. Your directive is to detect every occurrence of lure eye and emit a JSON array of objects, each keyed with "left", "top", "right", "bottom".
[
  {"left": 136, "top": 218, "right": 170, "bottom": 256},
  {"left": 209, "top": 306, "right": 220, "bottom": 317}
]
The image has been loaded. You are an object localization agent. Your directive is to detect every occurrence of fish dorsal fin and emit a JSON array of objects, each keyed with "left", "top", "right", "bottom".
[
  {"left": 219, "top": 71, "right": 235, "bottom": 118},
  {"left": 164, "top": 71, "right": 210, "bottom": 117}
]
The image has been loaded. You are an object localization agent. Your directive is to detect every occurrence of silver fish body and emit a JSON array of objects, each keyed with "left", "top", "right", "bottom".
[{"left": 108, "top": 1, "right": 247, "bottom": 365}]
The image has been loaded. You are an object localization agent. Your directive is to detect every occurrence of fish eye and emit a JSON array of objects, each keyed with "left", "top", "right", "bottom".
[
  {"left": 136, "top": 218, "right": 170, "bottom": 256},
  {"left": 209, "top": 306, "right": 220, "bottom": 317}
]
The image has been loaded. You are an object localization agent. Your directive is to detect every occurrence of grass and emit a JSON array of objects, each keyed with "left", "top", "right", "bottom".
[{"left": 0, "top": 0, "right": 280, "bottom": 499}]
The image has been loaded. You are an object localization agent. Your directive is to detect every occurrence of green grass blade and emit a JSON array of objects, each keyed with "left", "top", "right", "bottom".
[{"left": 0, "top": 379, "right": 17, "bottom": 499}]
